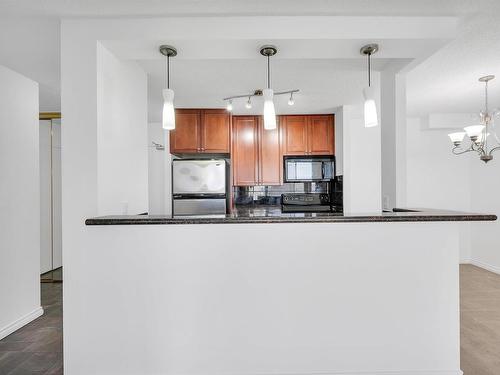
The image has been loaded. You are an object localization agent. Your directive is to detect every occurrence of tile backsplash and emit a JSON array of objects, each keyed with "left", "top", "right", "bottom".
[{"left": 234, "top": 183, "right": 329, "bottom": 205}]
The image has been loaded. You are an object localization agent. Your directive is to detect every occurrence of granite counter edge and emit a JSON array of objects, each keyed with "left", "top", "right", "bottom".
[{"left": 85, "top": 213, "right": 497, "bottom": 225}]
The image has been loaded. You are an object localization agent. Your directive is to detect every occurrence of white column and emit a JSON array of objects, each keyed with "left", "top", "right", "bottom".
[
  {"left": 381, "top": 68, "right": 407, "bottom": 209},
  {"left": 342, "top": 103, "right": 382, "bottom": 214}
]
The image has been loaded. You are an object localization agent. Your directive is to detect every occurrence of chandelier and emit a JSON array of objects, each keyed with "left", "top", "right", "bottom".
[{"left": 448, "top": 75, "right": 500, "bottom": 163}]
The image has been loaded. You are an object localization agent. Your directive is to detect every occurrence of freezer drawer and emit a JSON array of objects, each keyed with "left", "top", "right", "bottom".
[{"left": 173, "top": 198, "right": 227, "bottom": 216}]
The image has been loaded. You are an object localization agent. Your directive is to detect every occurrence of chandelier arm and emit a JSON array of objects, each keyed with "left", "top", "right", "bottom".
[
  {"left": 452, "top": 146, "right": 475, "bottom": 155},
  {"left": 488, "top": 146, "right": 500, "bottom": 156}
]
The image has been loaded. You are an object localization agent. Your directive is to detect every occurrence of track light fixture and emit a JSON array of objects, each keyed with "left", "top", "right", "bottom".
[{"left": 223, "top": 45, "right": 299, "bottom": 130}]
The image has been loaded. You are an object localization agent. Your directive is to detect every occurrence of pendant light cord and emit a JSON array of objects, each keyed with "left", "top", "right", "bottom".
[
  {"left": 485, "top": 80, "right": 489, "bottom": 114},
  {"left": 368, "top": 52, "right": 371, "bottom": 87},
  {"left": 267, "top": 55, "right": 271, "bottom": 89},
  {"left": 165, "top": 55, "right": 170, "bottom": 89}
]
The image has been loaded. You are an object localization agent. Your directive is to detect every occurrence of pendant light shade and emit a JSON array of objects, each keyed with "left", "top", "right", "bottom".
[
  {"left": 263, "top": 88, "right": 277, "bottom": 130},
  {"left": 162, "top": 88, "right": 175, "bottom": 130},
  {"left": 360, "top": 44, "right": 379, "bottom": 128},
  {"left": 159, "top": 45, "right": 177, "bottom": 130},
  {"left": 363, "top": 86, "right": 378, "bottom": 128}
]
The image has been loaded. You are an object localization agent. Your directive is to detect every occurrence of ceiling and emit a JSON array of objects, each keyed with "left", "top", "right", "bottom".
[
  {"left": 0, "top": 0, "right": 496, "bottom": 17},
  {"left": 139, "top": 58, "right": 392, "bottom": 121},
  {"left": 407, "top": 13, "right": 500, "bottom": 116},
  {"left": 0, "top": 0, "right": 499, "bottom": 118}
]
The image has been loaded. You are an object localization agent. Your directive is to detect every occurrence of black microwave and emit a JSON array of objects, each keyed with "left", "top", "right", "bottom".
[{"left": 284, "top": 156, "right": 335, "bottom": 182}]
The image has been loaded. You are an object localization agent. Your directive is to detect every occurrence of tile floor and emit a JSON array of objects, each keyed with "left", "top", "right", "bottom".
[
  {"left": 0, "top": 282, "right": 62, "bottom": 374},
  {"left": 0, "top": 265, "right": 499, "bottom": 374},
  {"left": 460, "top": 264, "right": 500, "bottom": 375}
]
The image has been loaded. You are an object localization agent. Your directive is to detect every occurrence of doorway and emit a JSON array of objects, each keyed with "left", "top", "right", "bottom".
[{"left": 39, "top": 113, "right": 62, "bottom": 283}]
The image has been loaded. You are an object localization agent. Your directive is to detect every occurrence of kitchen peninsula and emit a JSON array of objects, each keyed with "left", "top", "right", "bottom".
[
  {"left": 80, "top": 108, "right": 497, "bottom": 375},
  {"left": 80, "top": 209, "right": 495, "bottom": 375}
]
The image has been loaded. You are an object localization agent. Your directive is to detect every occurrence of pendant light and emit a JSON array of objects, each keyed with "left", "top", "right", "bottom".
[
  {"left": 159, "top": 45, "right": 177, "bottom": 130},
  {"left": 360, "top": 44, "right": 379, "bottom": 128},
  {"left": 260, "top": 45, "right": 277, "bottom": 130}
]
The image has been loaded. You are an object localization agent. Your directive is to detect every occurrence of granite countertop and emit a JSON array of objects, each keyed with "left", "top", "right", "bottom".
[{"left": 85, "top": 205, "right": 496, "bottom": 225}]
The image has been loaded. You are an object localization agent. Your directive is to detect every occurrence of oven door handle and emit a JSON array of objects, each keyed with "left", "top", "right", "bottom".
[{"left": 321, "top": 163, "right": 326, "bottom": 180}]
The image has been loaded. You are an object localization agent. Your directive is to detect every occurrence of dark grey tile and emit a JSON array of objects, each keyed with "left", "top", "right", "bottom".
[
  {"left": 0, "top": 281, "right": 63, "bottom": 374},
  {"left": 0, "top": 351, "right": 33, "bottom": 374}
]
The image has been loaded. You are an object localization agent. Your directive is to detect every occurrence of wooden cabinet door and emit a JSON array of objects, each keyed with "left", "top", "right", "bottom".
[
  {"left": 201, "top": 110, "right": 230, "bottom": 153},
  {"left": 232, "top": 116, "right": 258, "bottom": 186},
  {"left": 308, "top": 115, "right": 335, "bottom": 155},
  {"left": 170, "top": 110, "right": 200, "bottom": 153},
  {"left": 258, "top": 117, "right": 282, "bottom": 185},
  {"left": 282, "top": 115, "right": 308, "bottom": 155}
]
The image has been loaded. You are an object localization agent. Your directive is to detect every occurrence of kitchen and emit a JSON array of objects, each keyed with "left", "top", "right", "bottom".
[
  {"left": 2, "top": 3, "right": 500, "bottom": 375},
  {"left": 170, "top": 110, "right": 338, "bottom": 216},
  {"left": 152, "top": 44, "right": 342, "bottom": 218},
  {"left": 62, "top": 14, "right": 495, "bottom": 375}
]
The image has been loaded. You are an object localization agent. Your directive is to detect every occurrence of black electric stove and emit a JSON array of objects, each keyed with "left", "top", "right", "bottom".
[{"left": 281, "top": 193, "right": 340, "bottom": 213}]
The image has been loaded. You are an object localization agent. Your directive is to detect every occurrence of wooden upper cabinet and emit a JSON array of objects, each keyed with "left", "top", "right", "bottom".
[
  {"left": 170, "top": 109, "right": 230, "bottom": 154},
  {"left": 232, "top": 116, "right": 258, "bottom": 186},
  {"left": 170, "top": 110, "right": 201, "bottom": 153},
  {"left": 258, "top": 117, "right": 282, "bottom": 185},
  {"left": 308, "top": 115, "right": 335, "bottom": 155},
  {"left": 281, "top": 114, "right": 334, "bottom": 156},
  {"left": 282, "top": 115, "right": 308, "bottom": 155},
  {"left": 201, "top": 110, "right": 230, "bottom": 153}
]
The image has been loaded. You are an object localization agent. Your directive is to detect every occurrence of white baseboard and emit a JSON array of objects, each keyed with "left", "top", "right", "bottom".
[
  {"left": 467, "top": 258, "right": 500, "bottom": 275},
  {"left": 0, "top": 306, "right": 44, "bottom": 340},
  {"left": 192, "top": 370, "right": 462, "bottom": 375}
]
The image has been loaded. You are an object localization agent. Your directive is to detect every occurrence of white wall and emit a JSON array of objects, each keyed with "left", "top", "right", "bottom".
[
  {"left": 469, "top": 160, "right": 500, "bottom": 273},
  {"left": 97, "top": 42, "right": 149, "bottom": 215},
  {"left": 406, "top": 117, "right": 473, "bottom": 261},
  {"left": 342, "top": 102, "right": 382, "bottom": 214},
  {"left": 0, "top": 65, "right": 43, "bottom": 339},
  {"left": 40, "top": 119, "right": 62, "bottom": 274},
  {"left": 148, "top": 122, "right": 166, "bottom": 214},
  {"left": 71, "top": 222, "right": 462, "bottom": 375}
]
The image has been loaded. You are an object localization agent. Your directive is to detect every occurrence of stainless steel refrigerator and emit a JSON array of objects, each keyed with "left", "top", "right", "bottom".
[{"left": 172, "top": 159, "right": 228, "bottom": 216}]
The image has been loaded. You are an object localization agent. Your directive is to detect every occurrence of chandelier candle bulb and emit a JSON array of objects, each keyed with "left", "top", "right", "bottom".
[
  {"left": 464, "top": 125, "right": 485, "bottom": 140},
  {"left": 448, "top": 132, "right": 466, "bottom": 146}
]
